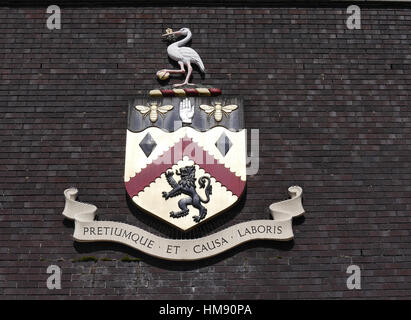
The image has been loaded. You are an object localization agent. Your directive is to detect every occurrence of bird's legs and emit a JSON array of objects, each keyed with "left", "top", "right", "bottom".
[
  {"left": 173, "top": 62, "right": 194, "bottom": 87},
  {"left": 161, "top": 61, "right": 186, "bottom": 75}
]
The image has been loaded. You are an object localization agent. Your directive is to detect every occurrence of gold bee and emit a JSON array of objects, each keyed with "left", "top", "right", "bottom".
[
  {"left": 199, "top": 102, "right": 238, "bottom": 122},
  {"left": 135, "top": 102, "right": 174, "bottom": 123}
]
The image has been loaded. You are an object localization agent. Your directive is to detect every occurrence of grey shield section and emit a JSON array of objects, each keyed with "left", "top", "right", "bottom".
[{"left": 128, "top": 96, "right": 243, "bottom": 133}]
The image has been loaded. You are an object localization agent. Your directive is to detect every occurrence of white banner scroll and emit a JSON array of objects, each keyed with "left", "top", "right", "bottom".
[{"left": 62, "top": 186, "right": 305, "bottom": 261}]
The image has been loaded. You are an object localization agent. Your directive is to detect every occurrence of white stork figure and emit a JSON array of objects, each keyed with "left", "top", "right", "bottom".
[{"left": 161, "top": 28, "right": 205, "bottom": 87}]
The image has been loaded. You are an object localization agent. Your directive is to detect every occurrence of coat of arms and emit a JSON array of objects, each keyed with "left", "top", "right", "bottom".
[
  {"left": 62, "top": 27, "right": 304, "bottom": 260},
  {"left": 124, "top": 28, "right": 246, "bottom": 231}
]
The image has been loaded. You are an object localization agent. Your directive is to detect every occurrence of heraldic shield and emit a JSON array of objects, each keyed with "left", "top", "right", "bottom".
[{"left": 124, "top": 94, "right": 246, "bottom": 231}]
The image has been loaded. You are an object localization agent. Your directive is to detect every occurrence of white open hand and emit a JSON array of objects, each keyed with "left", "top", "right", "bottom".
[{"left": 179, "top": 98, "right": 195, "bottom": 124}]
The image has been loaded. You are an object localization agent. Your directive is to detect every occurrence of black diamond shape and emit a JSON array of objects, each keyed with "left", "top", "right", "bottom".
[
  {"left": 215, "top": 133, "right": 232, "bottom": 156},
  {"left": 139, "top": 133, "right": 157, "bottom": 157}
]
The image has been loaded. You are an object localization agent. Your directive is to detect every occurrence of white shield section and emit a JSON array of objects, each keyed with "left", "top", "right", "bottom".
[{"left": 124, "top": 126, "right": 246, "bottom": 231}]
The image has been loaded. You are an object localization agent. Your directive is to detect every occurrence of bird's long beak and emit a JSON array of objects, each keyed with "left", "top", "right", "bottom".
[{"left": 161, "top": 31, "right": 182, "bottom": 38}]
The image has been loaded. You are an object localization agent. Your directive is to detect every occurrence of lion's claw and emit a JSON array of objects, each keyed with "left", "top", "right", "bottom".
[
  {"left": 170, "top": 210, "right": 189, "bottom": 219},
  {"left": 193, "top": 215, "right": 202, "bottom": 223}
]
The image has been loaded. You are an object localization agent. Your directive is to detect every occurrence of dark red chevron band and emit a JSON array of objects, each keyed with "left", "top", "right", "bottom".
[{"left": 125, "top": 136, "right": 245, "bottom": 198}]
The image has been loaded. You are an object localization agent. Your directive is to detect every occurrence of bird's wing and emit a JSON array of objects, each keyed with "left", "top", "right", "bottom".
[{"left": 179, "top": 47, "right": 205, "bottom": 72}]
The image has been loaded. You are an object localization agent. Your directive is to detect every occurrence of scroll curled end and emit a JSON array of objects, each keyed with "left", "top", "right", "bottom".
[
  {"left": 62, "top": 187, "right": 97, "bottom": 223},
  {"left": 269, "top": 186, "right": 305, "bottom": 221}
]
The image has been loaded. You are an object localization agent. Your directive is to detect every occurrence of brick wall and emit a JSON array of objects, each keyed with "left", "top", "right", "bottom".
[{"left": 0, "top": 2, "right": 410, "bottom": 299}]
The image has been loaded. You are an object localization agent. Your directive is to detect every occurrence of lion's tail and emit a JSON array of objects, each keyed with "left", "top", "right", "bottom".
[{"left": 198, "top": 176, "right": 212, "bottom": 203}]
